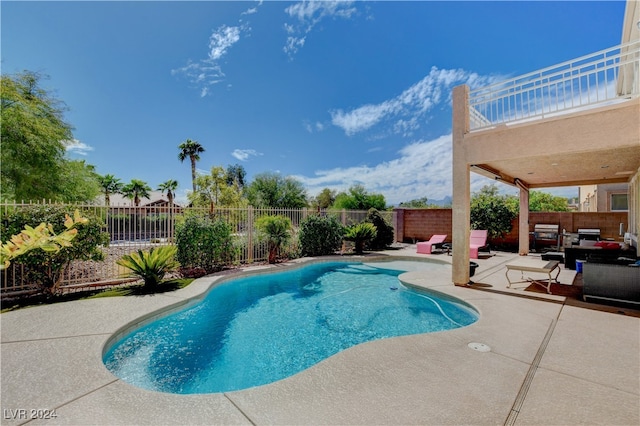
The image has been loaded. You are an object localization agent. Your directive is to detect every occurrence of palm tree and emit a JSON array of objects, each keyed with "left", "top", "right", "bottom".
[
  {"left": 98, "top": 174, "right": 123, "bottom": 206},
  {"left": 178, "top": 139, "right": 205, "bottom": 193},
  {"left": 158, "top": 179, "right": 178, "bottom": 207},
  {"left": 158, "top": 179, "right": 179, "bottom": 240},
  {"left": 122, "top": 179, "right": 152, "bottom": 207}
]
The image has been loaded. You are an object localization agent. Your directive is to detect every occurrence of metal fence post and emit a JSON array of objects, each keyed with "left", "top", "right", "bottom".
[{"left": 247, "top": 206, "right": 254, "bottom": 263}]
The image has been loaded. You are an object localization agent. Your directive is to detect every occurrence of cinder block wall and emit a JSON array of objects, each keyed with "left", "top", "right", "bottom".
[
  {"left": 396, "top": 209, "right": 452, "bottom": 243},
  {"left": 394, "top": 209, "right": 629, "bottom": 246}
]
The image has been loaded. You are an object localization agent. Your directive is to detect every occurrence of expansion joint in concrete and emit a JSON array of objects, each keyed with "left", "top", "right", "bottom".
[
  {"left": 504, "top": 308, "right": 561, "bottom": 425},
  {"left": 224, "top": 394, "right": 257, "bottom": 426}
]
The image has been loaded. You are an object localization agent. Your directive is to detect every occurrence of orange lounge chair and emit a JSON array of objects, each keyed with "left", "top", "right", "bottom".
[
  {"left": 470, "top": 230, "right": 489, "bottom": 259},
  {"left": 416, "top": 235, "right": 447, "bottom": 254}
]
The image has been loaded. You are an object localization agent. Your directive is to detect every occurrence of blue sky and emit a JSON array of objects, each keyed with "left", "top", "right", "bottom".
[{"left": 2, "top": 1, "right": 627, "bottom": 205}]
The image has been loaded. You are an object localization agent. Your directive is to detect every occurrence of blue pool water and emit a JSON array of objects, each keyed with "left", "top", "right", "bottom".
[{"left": 103, "top": 261, "right": 478, "bottom": 394}]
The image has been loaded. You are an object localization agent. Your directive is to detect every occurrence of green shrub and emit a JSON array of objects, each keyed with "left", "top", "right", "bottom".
[
  {"left": 470, "top": 185, "right": 517, "bottom": 239},
  {"left": 344, "top": 222, "right": 377, "bottom": 254},
  {"left": 280, "top": 227, "right": 301, "bottom": 260},
  {"left": 175, "top": 215, "right": 236, "bottom": 273},
  {"left": 1, "top": 205, "right": 109, "bottom": 295},
  {"left": 116, "top": 246, "right": 178, "bottom": 289},
  {"left": 365, "top": 208, "right": 394, "bottom": 250},
  {"left": 255, "top": 215, "right": 292, "bottom": 263},
  {"left": 1, "top": 210, "right": 87, "bottom": 270},
  {"left": 298, "top": 214, "right": 345, "bottom": 256}
]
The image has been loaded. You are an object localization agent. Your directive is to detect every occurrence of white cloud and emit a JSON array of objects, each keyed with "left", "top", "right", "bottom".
[
  {"left": 63, "top": 139, "right": 94, "bottom": 156},
  {"left": 173, "top": 187, "right": 191, "bottom": 206},
  {"left": 295, "top": 135, "right": 451, "bottom": 204},
  {"left": 295, "top": 133, "right": 506, "bottom": 206},
  {"left": 242, "top": 1, "right": 262, "bottom": 15},
  {"left": 331, "top": 101, "right": 398, "bottom": 136},
  {"left": 208, "top": 25, "right": 241, "bottom": 61},
  {"left": 283, "top": 1, "right": 358, "bottom": 57},
  {"left": 173, "top": 2, "right": 263, "bottom": 96},
  {"left": 330, "top": 67, "right": 502, "bottom": 136},
  {"left": 231, "top": 149, "right": 262, "bottom": 161},
  {"left": 285, "top": 0, "right": 357, "bottom": 22},
  {"left": 171, "top": 59, "right": 226, "bottom": 98},
  {"left": 284, "top": 36, "right": 306, "bottom": 56},
  {"left": 303, "top": 120, "right": 325, "bottom": 133}
]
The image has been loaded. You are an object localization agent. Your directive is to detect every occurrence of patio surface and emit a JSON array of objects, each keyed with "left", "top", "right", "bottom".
[{"left": 1, "top": 246, "right": 639, "bottom": 425}]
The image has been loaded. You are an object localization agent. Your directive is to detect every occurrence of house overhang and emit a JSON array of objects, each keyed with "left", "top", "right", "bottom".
[{"left": 464, "top": 98, "right": 640, "bottom": 190}]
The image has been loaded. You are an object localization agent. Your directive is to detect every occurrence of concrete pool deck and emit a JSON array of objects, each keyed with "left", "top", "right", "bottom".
[{"left": 1, "top": 247, "right": 639, "bottom": 425}]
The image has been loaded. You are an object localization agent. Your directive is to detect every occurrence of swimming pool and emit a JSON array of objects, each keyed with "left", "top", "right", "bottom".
[{"left": 103, "top": 260, "right": 478, "bottom": 394}]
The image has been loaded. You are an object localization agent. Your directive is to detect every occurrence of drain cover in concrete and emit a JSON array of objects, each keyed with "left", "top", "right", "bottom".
[{"left": 468, "top": 342, "right": 491, "bottom": 352}]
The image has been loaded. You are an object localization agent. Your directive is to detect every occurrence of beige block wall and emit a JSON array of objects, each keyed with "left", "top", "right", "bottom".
[{"left": 395, "top": 209, "right": 631, "bottom": 246}]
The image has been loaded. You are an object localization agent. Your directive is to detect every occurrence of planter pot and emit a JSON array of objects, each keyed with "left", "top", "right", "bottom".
[{"left": 469, "top": 262, "right": 479, "bottom": 277}]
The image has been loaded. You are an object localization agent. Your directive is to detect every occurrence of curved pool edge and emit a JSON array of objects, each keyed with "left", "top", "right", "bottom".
[
  {"left": 102, "top": 253, "right": 480, "bottom": 395},
  {"left": 398, "top": 271, "right": 479, "bottom": 314},
  {"left": 102, "top": 254, "right": 454, "bottom": 358}
]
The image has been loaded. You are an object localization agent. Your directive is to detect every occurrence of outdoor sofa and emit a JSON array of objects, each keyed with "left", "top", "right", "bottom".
[
  {"left": 582, "top": 261, "right": 640, "bottom": 305},
  {"left": 565, "top": 241, "right": 637, "bottom": 270}
]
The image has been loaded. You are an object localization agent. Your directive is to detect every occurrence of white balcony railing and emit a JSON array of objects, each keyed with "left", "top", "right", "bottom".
[{"left": 469, "top": 39, "right": 640, "bottom": 131}]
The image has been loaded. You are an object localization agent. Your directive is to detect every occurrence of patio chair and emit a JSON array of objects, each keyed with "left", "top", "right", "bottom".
[
  {"left": 470, "top": 230, "right": 489, "bottom": 259},
  {"left": 417, "top": 235, "right": 447, "bottom": 254}
]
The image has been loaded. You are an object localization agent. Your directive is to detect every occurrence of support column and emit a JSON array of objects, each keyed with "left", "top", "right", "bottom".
[
  {"left": 518, "top": 180, "right": 530, "bottom": 256},
  {"left": 452, "top": 85, "right": 471, "bottom": 286}
]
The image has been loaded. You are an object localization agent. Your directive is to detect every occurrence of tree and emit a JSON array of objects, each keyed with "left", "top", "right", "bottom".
[
  {"left": 245, "top": 172, "right": 308, "bottom": 208},
  {"left": 311, "top": 188, "right": 336, "bottom": 210},
  {"left": 58, "top": 160, "right": 101, "bottom": 203},
  {"left": 98, "top": 174, "right": 123, "bottom": 206},
  {"left": 1, "top": 71, "right": 73, "bottom": 202},
  {"left": 365, "top": 208, "right": 394, "bottom": 249},
  {"left": 255, "top": 215, "right": 292, "bottom": 263},
  {"left": 122, "top": 179, "right": 151, "bottom": 207},
  {"left": 178, "top": 139, "right": 205, "bottom": 193},
  {"left": 529, "top": 191, "right": 570, "bottom": 212},
  {"left": 470, "top": 185, "right": 517, "bottom": 239},
  {"left": 504, "top": 190, "right": 570, "bottom": 212},
  {"left": 225, "top": 164, "right": 246, "bottom": 189},
  {"left": 190, "top": 167, "right": 226, "bottom": 211},
  {"left": 398, "top": 197, "right": 430, "bottom": 208},
  {"left": 332, "top": 185, "right": 386, "bottom": 210},
  {"left": 189, "top": 166, "right": 247, "bottom": 209},
  {"left": 158, "top": 179, "right": 178, "bottom": 207}
]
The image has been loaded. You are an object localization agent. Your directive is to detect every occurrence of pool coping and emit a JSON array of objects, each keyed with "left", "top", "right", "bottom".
[
  {"left": 1, "top": 249, "right": 639, "bottom": 425},
  {"left": 101, "top": 254, "right": 449, "bottom": 357}
]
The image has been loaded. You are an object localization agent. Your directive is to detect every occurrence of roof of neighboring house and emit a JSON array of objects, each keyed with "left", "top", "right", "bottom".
[{"left": 97, "top": 191, "right": 181, "bottom": 207}]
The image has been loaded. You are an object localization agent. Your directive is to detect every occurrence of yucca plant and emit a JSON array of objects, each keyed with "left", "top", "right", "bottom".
[
  {"left": 116, "top": 246, "right": 178, "bottom": 289},
  {"left": 344, "top": 222, "right": 377, "bottom": 254}
]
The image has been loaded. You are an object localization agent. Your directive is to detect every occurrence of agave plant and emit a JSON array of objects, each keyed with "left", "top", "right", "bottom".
[
  {"left": 116, "top": 246, "right": 178, "bottom": 289},
  {"left": 344, "top": 222, "right": 377, "bottom": 255}
]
